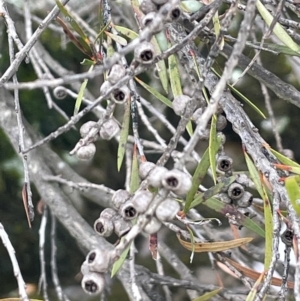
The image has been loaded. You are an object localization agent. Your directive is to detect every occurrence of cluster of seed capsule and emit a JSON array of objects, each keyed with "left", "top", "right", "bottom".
[
  {"left": 75, "top": 119, "right": 120, "bottom": 160},
  {"left": 216, "top": 155, "right": 253, "bottom": 208}
]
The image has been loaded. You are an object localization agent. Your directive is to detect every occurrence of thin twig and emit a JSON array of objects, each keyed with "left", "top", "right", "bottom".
[{"left": 0, "top": 222, "right": 29, "bottom": 301}]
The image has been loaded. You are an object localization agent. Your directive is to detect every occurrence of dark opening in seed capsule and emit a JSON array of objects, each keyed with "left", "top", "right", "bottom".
[
  {"left": 113, "top": 91, "right": 125, "bottom": 101},
  {"left": 281, "top": 229, "right": 294, "bottom": 246},
  {"left": 141, "top": 50, "right": 153, "bottom": 61},
  {"left": 232, "top": 187, "right": 243, "bottom": 197},
  {"left": 95, "top": 222, "right": 104, "bottom": 233},
  {"left": 219, "top": 159, "right": 231, "bottom": 171},
  {"left": 85, "top": 280, "right": 98, "bottom": 293},
  {"left": 144, "top": 19, "right": 152, "bottom": 26},
  {"left": 166, "top": 176, "right": 178, "bottom": 187},
  {"left": 88, "top": 252, "right": 96, "bottom": 263},
  {"left": 125, "top": 206, "right": 136, "bottom": 218},
  {"left": 171, "top": 8, "right": 180, "bottom": 19}
]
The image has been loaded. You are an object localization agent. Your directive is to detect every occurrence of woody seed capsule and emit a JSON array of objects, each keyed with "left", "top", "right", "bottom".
[
  {"left": 76, "top": 143, "right": 96, "bottom": 160},
  {"left": 100, "top": 119, "right": 120, "bottom": 140},
  {"left": 81, "top": 272, "right": 106, "bottom": 295},
  {"left": 134, "top": 42, "right": 155, "bottom": 65},
  {"left": 112, "top": 189, "right": 131, "bottom": 210},
  {"left": 155, "top": 198, "right": 180, "bottom": 221}
]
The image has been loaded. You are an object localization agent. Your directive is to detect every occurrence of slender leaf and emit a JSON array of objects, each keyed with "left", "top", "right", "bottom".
[
  {"left": 105, "top": 31, "right": 127, "bottom": 46},
  {"left": 269, "top": 148, "right": 300, "bottom": 168},
  {"left": 245, "top": 272, "right": 264, "bottom": 301},
  {"left": 187, "top": 226, "right": 196, "bottom": 263},
  {"left": 152, "top": 36, "right": 169, "bottom": 93},
  {"left": 177, "top": 234, "right": 253, "bottom": 252},
  {"left": 203, "top": 198, "right": 265, "bottom": 237},
  {"left": 94, "top": 21, "right": 111, "bottom": 44},
  {"left": 106, "top": 36, "right": 115, "bottom": 58},
  {"left": 117, "top": 99, "right": 131, "bottom": 171},
  {"left": 243, "top": 150, "right": 273, "bottom": 267},
  {"left": 56, "top": 17, "right": 91, "bottom": 57},
  {"left": 181, "top": 1, "right": 203, "bottom": 13},
  {"left": 190, "top": 176, "right": 237, "bottom": 208},
  {"left": 168, "top": 53, "right": 182, "bottom": 97},
  {"left": 220, "top": 257, "right": 294, "bottom": 288},
  {"left": 285, "top": 176, "right": 300, "bottom": 216},
  {"left": 74, "top": 65, "right": 93, "bottom": 115},
  {"left": 155, "top": 31, "right": 168, "bottom": 52},
  {"left": 212, "top": 68, "right": 266, "bottom": 119},
  {"left": 55, "top": 0, "right": 91, "bottom": 52},
  {"left": 111, "top": 244, "right": 130, "bottom": 277},
  {"left": 192, "top": 288, "right": 222, "bottom": 301},
  {"left": 256, "top": 0, "right": 300, "bottom": 54},
  {"left": 209, "top": 116, "right": 219, "bottom": 184},
  {"left": 273, "top": 163, "right": 300, "bottom": 175},
  {"left": 184, "top": 147, "right": 211, "bottom": 213},
  {"left": 130, "top": 147, "right": 140, "bottom": 193},
  {"left": 135, "top": 77, "right": 172, "bottom": 107},
  {"left": 113, "top": 25, "right": 139, "bottom": 39},
  {"left": 81, "top": 58, "right": 95, "bottom": 66}
]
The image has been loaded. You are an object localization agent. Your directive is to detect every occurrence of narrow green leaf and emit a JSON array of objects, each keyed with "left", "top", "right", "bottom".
[
  {"left": 80, "top": 59, "right": 95, "bottom": 66},
  {"left": 74, "top": 65, "right": 93, "bottom": 115},
  {"left": 130, "top": 148, "right": 140, "bottom": 193},
  {"left": 186, "top": 226, "right": 195, "bottom": 263},
  {"left": 184, "top": 147, "right": 211, "bottom": 213},
  {"left": 256, "top": 0, "right": 300, "bottom": 54},
  {"left": 117, "top": 99, "right": 131, "bottom": 171},
  {"left": 192, "top": 288, "right": 222, "bottom": 301},
  {"left": 209, "top": 116, "right": 218, "bottom": 185},
  {"left": 186, "top": 120, "right": 194, "bottom": 137},
  {"left": 106, "top": 35, "right": 115, "bottom": 58},
  {"left": 212, "top": 68, "right": 266, "bottom": 119},
  {"left": 114, "top": 25, "right": 139, "bottom": 40},
  {"left": 285, "top": 176, "right": 300, "bottom": 216},
  {"left": 244, "top": 151, "right": 273, "bottom": 266},
  {"left": 155, "top": 31, "right": 168, "bottom": 52},
  {"left": 168, "top": 53, "right": 182, "bottom": 97},
  {"left": 94, "top": 21, "right": 111, "bottom": 44},
  {"left": 55, "top": 0, "right": 91, "bottom": 52},
  {"left": 204, "top": 198, "right": 265, "bottom": 237},
  {"left": 111, "top": 244, "right": 130, "bottom": 277},
  {"left": 135, "top": 77, "right": 172, "bottom": 108},
  {"left": 190, "top": 176, "right": 236, "bottom": 208},
  {"left": 270, "top": 148, "right": 300, "bottom": 168},
  {"left": 212, "top": 11, "right": 224, "bottom": 49},
  {"left": 105, "top": 31, "right": 127, "bottom": 46},
  {"left": 152, "top": 36, "right": 169, "bottom": 94},
  {"left": 181, "top": 1, "right": 203, "bottom": 13}
]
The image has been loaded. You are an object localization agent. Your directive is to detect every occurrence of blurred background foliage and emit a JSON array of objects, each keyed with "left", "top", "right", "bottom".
[{"left": 0, "top": 0, "right": 300, "bottom": 300}]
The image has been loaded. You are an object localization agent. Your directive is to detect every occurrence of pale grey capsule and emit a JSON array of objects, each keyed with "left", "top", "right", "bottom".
[
  {"left": 100, "top": 119, "right": 120, "bottom": 140},
  {"left": 100, "top": 208, "right": 118, "bottom": 219},
  {"left": 112, "top": 189, "right": 131, "bottom": 210},
  {"left": 76, "top": 143, "right": 96, "bottom": 160},
  {"left": 155, "top": 198, "right": 180, "bottom": 221},
  {"left": 139, "top": 0, "right": 157, "bottom": 15},
  {"left": 53, "top": 86, "right": 67, "bottom": 99},
  {"left": 131, "top": 190, "right": 153, "bottom": 213},
  {"left": 81, "top": 260, "right": 90, "bottom": 275},
  {"left": 236, "top": 191, "right": 253, "bottom": 208},
  {"left": 161, "top": 169, "right": 192, "bottom": 196},
  {"left": 110, "top": 86, "right": 130, "bottom": 104},
  {"left": 216, "top": 115, "right": 227, "bottom": 131},
  {"left": 152, "top": 0, "right": 168, "bottom": 4},
  {"left": 94, "top": 217, "right": 114, "bottom": 237},
  {"left": 86, "top": 249, "right": 112, "bottom": 273},
  {"left": 139, "top": 161, "right": 156, "bottom": 179},
  {"left": 120, "top": 200, "right": 138, "bottom": 220},
  {"left": 148, "top": 166, "right": 168, "bottom": 187},
  {"left": 142, "top": 12, "right": 164, "bottom": 33},
  {"left": 81, "top": 272, "right": 105, "bottom": 295},
  {"left": 99, "top": 80, "right": 112, "bottom": 96},
  {"left": 192, "top": 107, "right": 203, "bottom": 122},
  {"left": 134, "top": 41, "right": 155, "bottom": 65},
  {"left": 113, "top": 216, "right": 132, "bottom": 237},
  {"left": 144, "top": 217, "right": 162, "bottom": 234},
  {"left": 107, "top": 64, "right": 126, "bottom": 85},
  {"left": 80, "top": 121, "right": 97, "bottom": 138},
  {"left": 217, "top": 193, "right": 232, "bottom": 204},
  {"left": 172, "top": 95, "right": 191, "bottom": 116},
  {"left": 227, "top": 183, "right": 245, "bottom": 200}
]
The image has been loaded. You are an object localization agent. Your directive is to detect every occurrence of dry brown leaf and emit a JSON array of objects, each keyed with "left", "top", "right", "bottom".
[
  {"left": 177, "top": 234, "right": 253, "bottom": 252},
  {"left": 219, "top": 257, "right": 294, "bottom": 289}
]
